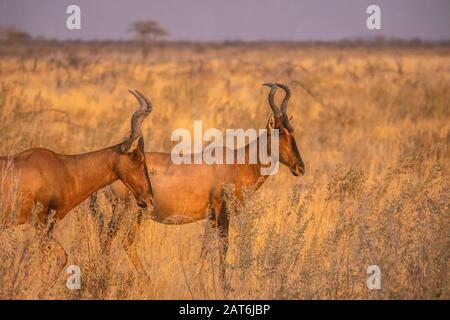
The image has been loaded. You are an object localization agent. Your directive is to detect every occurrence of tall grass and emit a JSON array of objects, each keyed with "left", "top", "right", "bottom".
[{"left": 0, "top": 44, "right": 449, "bottom": 299}]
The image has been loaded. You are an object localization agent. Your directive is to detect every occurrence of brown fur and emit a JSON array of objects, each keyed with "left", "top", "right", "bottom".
[{"left": 0, "top": 142, "right": 153, "bottom": 227}]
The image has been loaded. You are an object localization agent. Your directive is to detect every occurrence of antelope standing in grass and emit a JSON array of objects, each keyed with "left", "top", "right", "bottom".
[
  {"left": 91, "top": 83, "right": 305, "bottom": 281},
  {"left": 0, "top": 90, "right": 154, "bottom": 278}
]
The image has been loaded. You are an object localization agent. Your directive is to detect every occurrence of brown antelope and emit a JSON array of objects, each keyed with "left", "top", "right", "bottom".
[
  {"left": 0, "top": 89, "right": 154, "bottom": 277},
  {"left": 91, "top": 83, "right": 305, "bottom": 281}
]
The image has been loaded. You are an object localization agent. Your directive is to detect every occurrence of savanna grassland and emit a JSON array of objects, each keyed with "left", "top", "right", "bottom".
[{"left": 0, "top": 42, "right": 449, "bottom": 299}]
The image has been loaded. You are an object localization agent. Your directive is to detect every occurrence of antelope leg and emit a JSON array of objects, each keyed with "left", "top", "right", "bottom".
[
  {"left": 122, "top": 209, "right": 148, "bottom": 280},
  {"left": 38, "top": 208, "right": 68, "bottom": 294},
  {"left": 200, "top": 206, "right": 217, "bottom": 258},
  {"left": 216, "top": 201, "right": 229, "bottom": 286}
]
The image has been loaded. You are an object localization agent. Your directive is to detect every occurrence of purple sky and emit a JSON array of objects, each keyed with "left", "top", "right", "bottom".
[{"left": 1, "top": 0, "right": 449, "bottom": 41}]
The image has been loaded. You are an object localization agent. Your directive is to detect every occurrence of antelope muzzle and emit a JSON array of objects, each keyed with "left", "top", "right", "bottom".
[{"left": 290, "top": 162, "right": 305, "bottom": 176}]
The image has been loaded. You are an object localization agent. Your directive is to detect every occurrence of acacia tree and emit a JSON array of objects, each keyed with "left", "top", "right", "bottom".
[
  {"left": 128, "top": 20, "right": 169, "bottom": 58},
  {"left": 0, "top": 26, "right": 31, "bottom": 42}
]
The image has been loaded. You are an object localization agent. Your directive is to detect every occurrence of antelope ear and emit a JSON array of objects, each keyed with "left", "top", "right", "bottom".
[
  {"left": 121, "top": 135, "right": 141, "bottom": 154},
  {"left": 267, "top": 115, "right": 276, "bottom": 133}
]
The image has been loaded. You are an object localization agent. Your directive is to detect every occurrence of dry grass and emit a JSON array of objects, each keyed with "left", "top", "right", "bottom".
[{"left": 0, "top": 43, "right": 449, "bottom": 299}]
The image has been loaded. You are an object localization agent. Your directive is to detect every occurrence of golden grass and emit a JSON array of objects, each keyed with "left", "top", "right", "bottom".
[{"left": 0, "top": 44, "right": 449, "bottom": 299}]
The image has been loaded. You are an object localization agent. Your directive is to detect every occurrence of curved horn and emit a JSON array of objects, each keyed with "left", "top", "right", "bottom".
[
  {"left": 128, "top": 89, "right": 153, "bottom": 138},
  {"left": 262, "top": 83, "right": 282, "bottom": 118},
  {"left": 275, "top": 83, "right": 291, "bottom": 113}
]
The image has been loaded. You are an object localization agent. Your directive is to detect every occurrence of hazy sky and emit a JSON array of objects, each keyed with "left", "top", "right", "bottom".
[{"left": 1, "top": 0, "right": 449, "bottom": 41}]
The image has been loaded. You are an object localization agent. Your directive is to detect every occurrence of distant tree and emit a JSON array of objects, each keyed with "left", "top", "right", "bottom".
[
  {"left": 128, "top": 20, "right": 169, "bottom": 42},
  {"left": 0, "top": 26, "right": 31, "bottom": 42},
  {"left": 127, "top": 20, "right": 169, "bottom": 58}
]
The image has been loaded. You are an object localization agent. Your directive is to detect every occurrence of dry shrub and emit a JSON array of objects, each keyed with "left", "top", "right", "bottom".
[{"left": 0, "top": 43, "right": 448, "bottom": 299}]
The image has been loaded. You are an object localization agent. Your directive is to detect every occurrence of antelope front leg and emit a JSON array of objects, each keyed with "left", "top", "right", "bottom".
[
  {"left": 122, "top": 209, "right": 148, "bottom": 280},
  {"left": 102, "top": 201, "right": 124, "bottom": 253},
  {"left": 88, "top": 192, "right": 106, "bottom": 240},
  {"left": 90, "top": 195, "right": 127, "bottom": 255}
]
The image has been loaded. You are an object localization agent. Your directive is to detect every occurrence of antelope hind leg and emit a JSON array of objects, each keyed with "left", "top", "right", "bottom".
[
  {"left": 200, "top": 206, "right": 217, "bottom": 259},
  {"left": 216, "top": 201, "right": 230, "bottom": 289},
  {"left": 37, "top": 209, "right": 68, "bottom": 295}
]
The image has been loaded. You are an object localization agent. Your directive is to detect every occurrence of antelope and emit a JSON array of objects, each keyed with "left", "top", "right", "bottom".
[
  {"left": 91, "top": 83, "right": 305, "bottom": 281},
  {"left": 0, "top": 89, "right": 154, "bottom": 278}
]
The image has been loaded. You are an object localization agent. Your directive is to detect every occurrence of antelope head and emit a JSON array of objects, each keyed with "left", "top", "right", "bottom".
[
  {"left": 117, "top": 89, "right": 154, "bottom": 208},
  {"left": 263, "top": 83, "right": 305, "bottom": 176}
]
